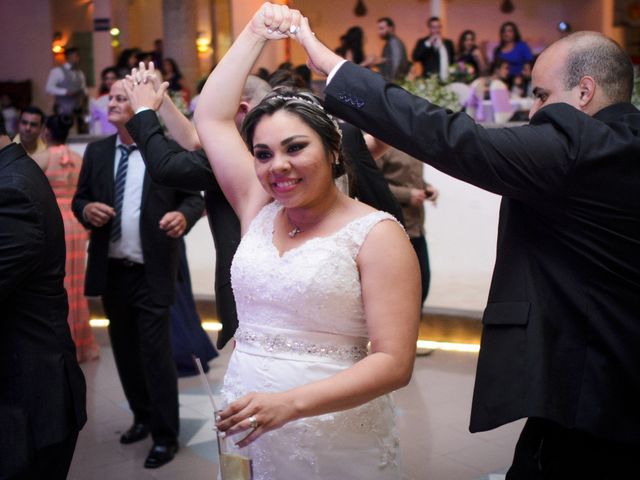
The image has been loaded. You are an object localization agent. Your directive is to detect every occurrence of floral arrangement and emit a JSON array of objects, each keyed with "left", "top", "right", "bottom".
[
  {"left": 448, "top": 61, "right": 476, "bottom": 84},
  {"left": 400, "top": 75, "right": 462, "bottom": 112}
]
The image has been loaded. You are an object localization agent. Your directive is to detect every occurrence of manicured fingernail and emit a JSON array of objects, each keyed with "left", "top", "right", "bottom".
[{"left": 218, "top": 431, "right": 226, "bottom": 438}]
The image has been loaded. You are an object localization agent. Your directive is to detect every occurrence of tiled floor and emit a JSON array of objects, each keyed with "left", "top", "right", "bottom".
[{"left": 68, "top": 327, "right": 523, "bottom": 479}]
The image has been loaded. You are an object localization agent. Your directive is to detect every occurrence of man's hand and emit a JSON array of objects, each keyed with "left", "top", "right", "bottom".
[
  {"left": 123, "top": 61, "right": 168, "bottom": 112},
  {"left": 294, "top": 15, "right": 344, "bottom": 78},
  {"left": 159, "top": 211, "right": 187, "bottom": 238},
  {"left": 425, "top": 184, "right": 439, "bottom": 206},
  {"left": 83, "top": 202, "right": 115, "bottom": 227},
  {"left": 409, "top": 188, "right": 427, "bottom": 207}
]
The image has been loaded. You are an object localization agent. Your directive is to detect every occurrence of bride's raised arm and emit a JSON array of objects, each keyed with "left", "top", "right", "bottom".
[{"left": 193, "top": 3, "right": 301, "bottom": 228}]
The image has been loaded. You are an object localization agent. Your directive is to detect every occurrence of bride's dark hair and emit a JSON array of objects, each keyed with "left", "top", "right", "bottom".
[{"left": 241, "top": 87, "right": 348, "bottom": 179}]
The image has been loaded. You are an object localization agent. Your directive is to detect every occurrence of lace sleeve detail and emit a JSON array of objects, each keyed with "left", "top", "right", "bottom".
[{"left": 340, "top": 211, "right": 405, "bottom": 258}]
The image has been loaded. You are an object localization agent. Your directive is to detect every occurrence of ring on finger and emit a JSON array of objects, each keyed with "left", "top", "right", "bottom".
[
  {"left": 289, "top": 25, "right": 298, "bottom": 34},
  {"left": 248, "top": 415, "right": 258, "bottom": 430}
]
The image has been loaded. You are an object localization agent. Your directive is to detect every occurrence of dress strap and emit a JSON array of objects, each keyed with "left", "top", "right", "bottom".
[{"left": 338, "top": 211, "right": 404, "bottom": 257}]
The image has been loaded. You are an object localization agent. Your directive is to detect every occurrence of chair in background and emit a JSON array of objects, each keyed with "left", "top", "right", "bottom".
[
  {"left": 446, "top": 82, "right": 472, "bottom": 111},
  {"left": 489, "top": 80, "right": 514, "bottom": 123}
]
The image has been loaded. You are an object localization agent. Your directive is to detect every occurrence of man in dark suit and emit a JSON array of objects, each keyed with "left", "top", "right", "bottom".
[
  {"left": 411, "top": 16, "right": 455, "bottom": 80},
  {"left": 72, "top": 80, "right": 204, "bottom": 469},
  {"left": 122, "top": 72, "right": 271, "bottom": 349},
  {"left": 0, "top": 116, "right": 86, "bottom": 479},
  {"left": 300, "top": 25, "right": 640, "bottom": 478}
]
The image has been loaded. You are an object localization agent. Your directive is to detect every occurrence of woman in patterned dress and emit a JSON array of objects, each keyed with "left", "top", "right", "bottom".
[{"left": 33, "top": 114, "right": 99, "bottom": 363}]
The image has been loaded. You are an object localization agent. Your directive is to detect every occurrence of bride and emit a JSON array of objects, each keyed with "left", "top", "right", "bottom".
[{"left": 194, "top": 4, "right": 420, "bottom": 478}]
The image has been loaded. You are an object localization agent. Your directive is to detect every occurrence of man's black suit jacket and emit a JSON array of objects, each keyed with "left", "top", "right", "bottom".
[
  {"left": 339, "top": 122, "right": 405, "bottom": 225},
  {"left": 125, "top": 110, "right": 240, "bottom": 348},
  {"left": 72, "top": 134, "right": 204, "bottom": 307},
  {"left": 0, "top": 143, "right": 86, "bottom": 476},
  {"left": 324, "top": 62, "right": 640, "bottom": 446},
  {"left": 412, "top": 36, "right": 455, "bottom": 78}
]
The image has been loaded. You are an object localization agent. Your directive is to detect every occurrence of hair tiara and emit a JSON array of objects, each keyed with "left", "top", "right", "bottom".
[{"left": 272, "top": 94, "right": 343, "bottom": 140}]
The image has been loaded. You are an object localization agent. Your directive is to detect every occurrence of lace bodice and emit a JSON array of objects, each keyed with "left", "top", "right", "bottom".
[
  {"left": 223, "top": 201, "right": 402, "bottom": 479},
  {"left": 231, "top": 201, "right": 397, "bottom": 339}
]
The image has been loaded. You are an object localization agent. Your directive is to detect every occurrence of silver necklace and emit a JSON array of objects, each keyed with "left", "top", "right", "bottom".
[
  {"left": 284, "top": 199, "right": 339, "bottom": 238},
  {"left": 288, "top": 225, "right": 302, "bottom": 238}
]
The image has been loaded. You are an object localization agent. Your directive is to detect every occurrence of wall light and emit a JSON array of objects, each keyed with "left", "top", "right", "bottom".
[
  {"left": 109, "top": 26, "right": 121, "bottom": 49},
  {"left": 196, "top": 31, "right": 211, "bottom": 54},
  {"left": 558, "top": 21, "right": 571, "bottom": 33},
  {"left": 52, "top": 31, "right": 65, "bottom": 54}
]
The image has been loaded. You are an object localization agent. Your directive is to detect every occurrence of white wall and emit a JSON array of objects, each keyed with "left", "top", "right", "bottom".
[
  {"left": 0, "top": 0, "right": 53, "bottom": 110},
  {"left": 423, "top": 166, "right": 498, "bottom": 312}
]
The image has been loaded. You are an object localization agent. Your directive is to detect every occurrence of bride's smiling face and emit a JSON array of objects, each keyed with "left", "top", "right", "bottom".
[{"left": 252, "top": 110, "right": 335, "bottom": 207}]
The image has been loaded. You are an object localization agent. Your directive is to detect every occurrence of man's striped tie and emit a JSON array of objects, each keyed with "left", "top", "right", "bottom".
[{"left": 111, "top": 144, "right": 137, "bottom": 242}]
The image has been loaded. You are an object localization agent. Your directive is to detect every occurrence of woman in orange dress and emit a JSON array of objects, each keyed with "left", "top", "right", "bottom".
[{"left": 33, "top": 114, "right": 100, "bottom": 362}]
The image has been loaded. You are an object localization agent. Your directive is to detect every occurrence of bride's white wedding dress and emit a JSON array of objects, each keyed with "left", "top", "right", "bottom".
[{"left": 220, "top": 201, "right": 401, "bottom": 479}]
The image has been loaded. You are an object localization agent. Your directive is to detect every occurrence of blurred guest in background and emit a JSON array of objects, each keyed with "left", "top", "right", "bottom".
[
  {"left": 456, "top": 29, "right": 487, "bottom": 80},
  {"left": 32, "top": 114, "right": 100, "bottom": 363},
  {"left": 151, "top": 39, "right": 164, "bottom": 67},
  {"left": 116, "top": 48, "right": 142, "bottom": 78},
  {"left": 412, "top": 16, "right": 455, "bottom": 80},
  {"left": 46, "top": 47, "right": 88, "bottom": 133},
  {"left": 89, "top": 66, "right": 119, "bottom": 136},
  {"left": 376, "top": 17, "right": 411, "bottom": 82},
  {"left": 0, "top": 94, "right": 19, "bottom": 137},
  {"left": 376, "top": 148, "right": 438, "bottom": 306},
  {"left": 162, "top": 58, "right": 190, "bottom": 115},
  {"left": 13, "top": 106, "right": 46, "bottom": 156},
  {"left": 493, "top": 21, "right": 533, "bottom": 78},
  {"left": 335, "top": 26, "right": 376, "bottom": 68}
]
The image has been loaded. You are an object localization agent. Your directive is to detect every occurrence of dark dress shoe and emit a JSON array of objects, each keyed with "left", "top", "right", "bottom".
[
  {"left": 119, "top": 423, "right": 149, "bottom": 444},
  {"left": 144, "top": 442, "right": 179, "bottom": 468}
]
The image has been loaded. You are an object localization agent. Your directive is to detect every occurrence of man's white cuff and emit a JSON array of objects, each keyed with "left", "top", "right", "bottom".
[{"left": 326, "top": 60, "right": 348, "bottom": 86}]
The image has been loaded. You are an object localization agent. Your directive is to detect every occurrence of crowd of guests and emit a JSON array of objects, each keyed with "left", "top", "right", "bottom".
[{"left": 334, "top": 17, "right": 535, "bottom": 101}]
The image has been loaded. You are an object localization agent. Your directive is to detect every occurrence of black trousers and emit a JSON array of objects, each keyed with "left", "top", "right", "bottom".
[
  {"left": 410, "top": 235, "right": 431, "bottom": 305},
  {"left": 102, "top": 260, "right": 179, "bottom": 444},
  {"left": 506, "top": 418, "right": 637, "bottom": 480},
  {"left": 10, "top": 431, "right": 78, "bottom": 480}
]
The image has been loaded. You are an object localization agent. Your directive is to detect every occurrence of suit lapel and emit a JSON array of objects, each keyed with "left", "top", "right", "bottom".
[
  {"left": 104, "top": 135, "right": 117, "bottom": 205},
  {"left": 141, "top": 170, "right": 151, "bottom": 211}
]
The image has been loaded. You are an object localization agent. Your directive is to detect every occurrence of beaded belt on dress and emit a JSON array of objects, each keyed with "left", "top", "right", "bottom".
[{"left": 234, "top": 324, "right": 369, "bottom": 363}]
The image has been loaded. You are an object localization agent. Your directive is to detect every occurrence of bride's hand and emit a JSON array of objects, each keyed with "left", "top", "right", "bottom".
[
  {"left": 249, "top": 2, "right": 302, "bottom": 40},
  {"left": 216, "top": 391, "right": 297, "bottom": 447}
]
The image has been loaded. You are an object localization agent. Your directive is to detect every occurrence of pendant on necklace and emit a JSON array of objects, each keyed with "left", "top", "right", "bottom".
[{"left": 288, "top": 226, "right": 302, "bottom": 238}]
